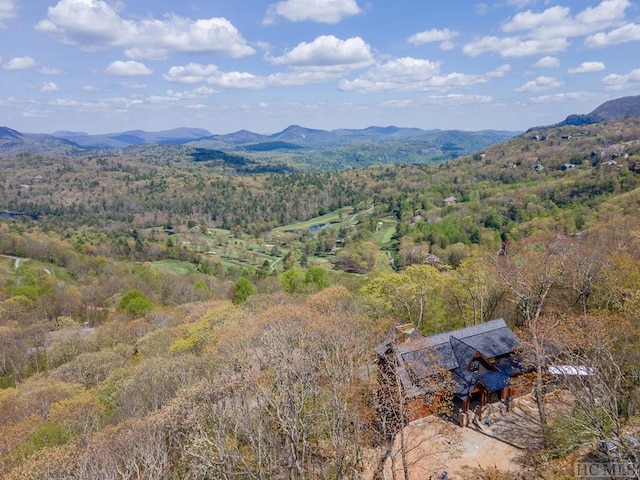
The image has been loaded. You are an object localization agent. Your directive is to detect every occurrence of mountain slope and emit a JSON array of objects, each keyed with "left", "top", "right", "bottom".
[
  {"left": 560, "top": 95, "right": 640, "bottom": 126},
  {"left": 0, "top": 126, "right": 82, "bottom": 155},
  {"left": 191, "top": 124, "right": 516, "bottom": 151},
  {"left": 51, "top": 127, "right": 213, "bottom": 148}
]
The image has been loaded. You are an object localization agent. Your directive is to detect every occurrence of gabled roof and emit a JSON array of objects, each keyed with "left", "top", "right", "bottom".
[
  {"left": 449, "top": 336, "right": 480, "bottom": 370},
  {"left": 393, "top": 318, "right": 519, "bottom": 367},
  {"left": 376, "top": 319, "right": 523, "bottom": 400}
]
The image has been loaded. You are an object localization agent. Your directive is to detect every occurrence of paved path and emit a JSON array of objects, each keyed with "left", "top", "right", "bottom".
[{"left": 0, "top": 254, "right": 24, "bottom": 269}]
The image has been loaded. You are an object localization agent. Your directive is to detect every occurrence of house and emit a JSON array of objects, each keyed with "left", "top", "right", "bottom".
[{"left": 375, "top": 319, "right": 530, "bottom": 420}]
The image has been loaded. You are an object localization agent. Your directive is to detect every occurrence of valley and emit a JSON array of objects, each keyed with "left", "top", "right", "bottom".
[{"left": 2, "top": 96, "right": 640, "bottom": 479}]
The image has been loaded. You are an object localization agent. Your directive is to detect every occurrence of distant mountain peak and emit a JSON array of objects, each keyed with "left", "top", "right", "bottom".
[
  {"left": 0, "top": 126, "right": 23, "bottom": 140},
  {"left": 590, "top": 95, "right": 640, "bottom": 120},
  {"left": 559, "top": 95, "right": 640, "bottom": 127},
  {"left": 363, "top": 125, "right": 401, "bottom": 134}
]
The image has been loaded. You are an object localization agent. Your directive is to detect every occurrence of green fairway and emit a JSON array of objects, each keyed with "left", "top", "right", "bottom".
[
  {"left": 372, "top": 217, "right": 398, "bottom": 248},
  {"left": 274, "top": 207, "right": 354, "bottom": 233},
  {"left": 151, "top": 260, "right": 200, "bottom": 275},
  {"left": 205, "top": 227, "right": 232, "bottom": 236}
]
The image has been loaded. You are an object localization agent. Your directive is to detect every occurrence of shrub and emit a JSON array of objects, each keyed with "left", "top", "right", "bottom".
[
  {"left": 232, "top": 277, "right": 255, "bottom": 305},
  {"left": 119, "top": 290, "right": 153, "bottom": 317}
]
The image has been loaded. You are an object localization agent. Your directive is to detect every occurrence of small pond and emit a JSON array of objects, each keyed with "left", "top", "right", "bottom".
[{"left": 309, "top": 223, "right": 332, "bottom": 233}]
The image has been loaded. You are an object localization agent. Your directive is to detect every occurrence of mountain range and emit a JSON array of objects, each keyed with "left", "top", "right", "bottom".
[
  {"left": 0, "top": 123, "right": 516, "bottom": 156},
  {"left": 2, "top": 95, "right": 640, "bottom": 157}
]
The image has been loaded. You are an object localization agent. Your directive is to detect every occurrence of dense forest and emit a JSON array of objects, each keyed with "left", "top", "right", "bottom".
[{"left": 2, "top": 112, "right": 640, "bottom": 478}]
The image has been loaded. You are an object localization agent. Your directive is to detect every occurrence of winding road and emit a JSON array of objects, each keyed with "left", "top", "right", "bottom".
[{"left": 0, "top": 254, "right": 23, "bottom": 269}]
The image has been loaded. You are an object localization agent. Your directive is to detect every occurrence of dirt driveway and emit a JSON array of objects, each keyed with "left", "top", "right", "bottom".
[{"left": 380, "top": 393, "right": 571, "bottom": 479}]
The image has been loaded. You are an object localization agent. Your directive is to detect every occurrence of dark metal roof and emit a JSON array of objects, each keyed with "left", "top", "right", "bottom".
[
  {"left": 477, "top": 370, "right": 512, "bottom": 393},
  {"left": 449, "top": 336, "right": 480, "bottom": 370},
  {"left": 451, "top": 369, "right": 513, "bottom": 399},
  {"left": 376, "top": 319, "right": 523, "bottom": 399},
  {"left": 457, "top": 326, "right": 519, "bottom": 360}
]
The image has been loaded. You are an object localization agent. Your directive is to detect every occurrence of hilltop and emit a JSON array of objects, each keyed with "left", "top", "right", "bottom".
[{"left": 558, "top": 94, "right": 640, "bottom": 126}]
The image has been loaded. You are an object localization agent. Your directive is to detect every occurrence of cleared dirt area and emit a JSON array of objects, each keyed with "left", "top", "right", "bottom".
[{"left": 379, "top": 391, "right": 573, "bottom": 479}]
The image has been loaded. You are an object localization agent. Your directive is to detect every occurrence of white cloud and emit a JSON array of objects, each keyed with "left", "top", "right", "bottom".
[
  {"left": 422, "top": 94, "right": 494, "bottom": 105},
  {"left": 39, "top": 66, "right": 64, "bottom": 75},
  {"left": 163, "top": 88, "right": 217, "bottom": 101},
  {"left": 164, "top": 62, "right": 346, "bottom": 89},
  {"left": 502, "top": 5, "right": 571, "bottom": 33},
  {"left": 380, "top": 99, "right": 412, "bottom": 108},
  {"left": 165, "top": 64, "right": 271, "bottom": 89},
  {"left": 408, "top": 28, "right": 459, "bottom": 50},
  {"left": 463, "top": 36, "right": 568, "bottom": 57},
  {"left": 338, "top": 58, "right": 511, "bottom": 93},
  {"left": 515, "top": 76, "right": 563, "bottom": 92},
  {"left": 503, "top": 0, "right": 629, "bottom": 36},
  {"left": 379, "top": 94, "right": 494, "bottom": 111},
  {"left": 0, "top": 0, "right": 17, "bottom": 25},
  {"left": 50, "top": 98, "right": 109, "bottom": 110},
  {"left": 602, "top": 68, "right": 640, "bottom": 91},
  {"left": 2, "top": 56, "right": 37, "bottom": 70},
  {"left": 475, "top": 3, "right": 489, "bottom": 15},
  {"left": 576, "top": 0, "right": 630, "bottom": 26},
  {"left": 533, "top": 56, "right": 560, "bottom": 68},
  {"left": 164, "top": 63, "right": 222, "bottom": 85},
  {"left": 267, "top": 35, "right": 373, "bottom": 70},
  {"left": 264, "top": 0, "right": 362, "bottom": 25},
  {"left": 585, "top": 22, "right": 640, "bottom": 46},
  {"left": 506, "top": 0, "right": 538, "bottom": 7},
  {"left": 35, "top": 0, "right": 255, "bottom": 60},
  {"left": 464, "top": 0, "right": 631, "bottom": 58},
  {"left": 568, "top": 61, "right": 605, "bottom": 74},
  {"left": 106, "top": 60, "right": 153, "bottom": 77},
  {"left": 40, "top": 82, "right": 59, "bottom": 93},
  {"left": 529, "top": 91, "right": 602, "bottom": 103},
  {"left": 120, "top": 81, "right": 148, "bottom": 90},
  {"left": 204, "top": 71, "right": 264, "bottom": 89}
]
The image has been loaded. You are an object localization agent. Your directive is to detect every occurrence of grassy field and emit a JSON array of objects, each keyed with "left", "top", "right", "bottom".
[
  {"left": 151, "top": 260, "right": 200, "bottom": 275},
  {"left": 205, "top": 227, "right": 233, "bottom": 237},
  {"left": 273, "top": 207, "right": 354, "bottom": 233},
  {"left": 372, "top": 217, "right": 398, "bottom": 249},
  {"left": 161, "top": 204, "right": 397, "bottom": 276}
]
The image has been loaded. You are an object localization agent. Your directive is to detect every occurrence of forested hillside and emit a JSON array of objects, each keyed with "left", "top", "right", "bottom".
[{"left": 2, "top": 112, "right": 640, "bottom": 478}]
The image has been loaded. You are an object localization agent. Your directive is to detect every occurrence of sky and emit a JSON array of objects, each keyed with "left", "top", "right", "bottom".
[{"left": 1, "top": 0, "right": 640, "bottom": 135}]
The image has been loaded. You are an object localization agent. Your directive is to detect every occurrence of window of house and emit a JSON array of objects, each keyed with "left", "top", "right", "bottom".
[{"left": 469, "top": 361, "right": 480, "bottom": 373}]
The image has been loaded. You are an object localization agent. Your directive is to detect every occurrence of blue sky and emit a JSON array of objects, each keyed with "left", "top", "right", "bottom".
[{"left": 1, "top": 0, "right": 639, "bottom": 134}]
